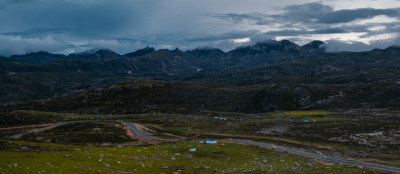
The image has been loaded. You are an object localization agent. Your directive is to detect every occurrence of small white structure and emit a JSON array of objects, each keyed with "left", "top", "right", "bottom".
[
  {"left": 198, "top": 141, "right": 205, "bottom": 144},
  {"left": 215, "top": 116, "right": 227, "bottom": 120},
  {"left": 189, "top": 147, "right": 197, "bottom": 152},
  {"left": 205, "top": 139, "right": 217, "bottom": 144}
]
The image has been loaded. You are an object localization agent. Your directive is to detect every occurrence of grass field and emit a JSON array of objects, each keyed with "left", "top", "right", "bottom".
[
  {"left": 1, "top": 109, "right": 399, "bottom": 173},
  {"left": 0, "top": 140, "right": 384, "bottom": 174}
]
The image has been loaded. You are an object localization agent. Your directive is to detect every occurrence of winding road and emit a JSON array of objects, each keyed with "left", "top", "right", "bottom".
[
  {"left": 120, "top": 121, "right": 179, "bottom": 141},
  {"left": 8, "top": 120, "right": 180, "bottom": 141},
  {"left": 7, "top": 120, "right": 400, "bottom": 173},
  {"left": 233, "top": 139, "right": 400, "bottom": 173},
  {"left": 7, "top": 121, "right": 76, "bottom": 139}
]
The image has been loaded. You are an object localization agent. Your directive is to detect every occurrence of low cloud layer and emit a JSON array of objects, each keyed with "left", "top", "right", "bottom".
[{"left": 1, "top": 0, "right": 400, "bottom": 55}]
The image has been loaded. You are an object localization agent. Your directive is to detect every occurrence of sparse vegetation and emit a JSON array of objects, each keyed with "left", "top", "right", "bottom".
[
  {"left": 1, "top": 109, "right": 399, "bottom": 171},
  {"left": 20, "top": 122, "right": 132, "bottom": 145},
  {"left": 0, "top": 140, "right": 385, "bottom": 173}
]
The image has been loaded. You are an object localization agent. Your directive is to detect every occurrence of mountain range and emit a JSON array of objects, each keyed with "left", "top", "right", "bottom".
[
  {"left": 1, "top": 40, "right": 400, "bottom": 113},
  {"left": 1, "top": 39, "right": 325, "bottom": 65}
]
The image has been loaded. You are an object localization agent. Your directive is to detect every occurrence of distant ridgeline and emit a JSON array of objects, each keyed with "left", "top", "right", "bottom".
[{"left": 1, "top": 40, "right": 400, "bottom": 113}]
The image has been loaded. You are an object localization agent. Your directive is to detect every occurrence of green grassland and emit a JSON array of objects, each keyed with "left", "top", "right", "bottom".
[
  {"left": 0, "top": 140, "right": 383, "bottom": 174},
  {"left": 1, "top": 109, "right": 399, "bottom": 173}
]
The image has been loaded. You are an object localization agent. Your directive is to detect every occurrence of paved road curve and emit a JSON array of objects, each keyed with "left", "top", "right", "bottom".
[
  {"left": 120, "top": 121, "right": 179, "bottom": 141},
  {"left": 233, "top": 139, "right": 400, "bottom": 173},
  {"left": 8, "top": 121, "right": 76, "bottom": 139}
]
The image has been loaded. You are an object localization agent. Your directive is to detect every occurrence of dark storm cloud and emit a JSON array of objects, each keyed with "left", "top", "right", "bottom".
[
  {"left": 214, "top": 2, "right": 400, "bottom": 52},
  {"left": 1, "top": 0, "right": 37, "bottom": 5},
  {"left": 2, "top": 28, "right": 63, "bottom": 37},
  {"left": 1, "top": 0, "right": 154, "bottom": 36},
  {"left": 262, "top": 28, "right": 347, "bottom": 36},
  {"left": 316, "top": 8, "right": 400, "bottom": 23},
  {"left": 0, "top": 0, "right": 37, "bottom": 9},
  {"left": 1, "top": 0, "right": 400, "bottom": 55},
  {"left": 313, "top": 28, "right": 347, "bottom": 34},
  {"left": 214, "top": 13, "right": 269, "bottom": 25},
  {"left": 218, "top": 2, "right": 400, "bottom": 25},
  {"left": 283, "top": 3, "right": 399, "bottom": 23},
  {"left": 0, "top": 0, "right": 155, "bottom": 54}
]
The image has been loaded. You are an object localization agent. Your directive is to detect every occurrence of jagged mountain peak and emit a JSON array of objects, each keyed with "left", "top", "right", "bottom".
[
  {"left": 188, "top": 47, "right": 225, "bottom": 55},
  {"left": 71, "top": 48, "right": 118, "bottom": 56},
  {"left": 67, "top": 48, "right": 122, "bottom": 60},
  {"left": 249, "top": 39, "right": 300, "bottom": 51},
  {"left": 184, "top": 47, "right": 225, "bottom": 61},
  {"left": 386, "top": 45, "right": 400, "bottom": 49},
  {"left": 8, "top": 51, "right": 66, "bottom": 64},
  {"left": 28, "top": 50, "right": 51, "bottom": 55},
  {"left": 228, "top": 39, "right": 301, "bottom": 57},
  {"left": 124, "top": 46, "right": 156, "bottom": 57},
  {"left": 140, "top": 46, "right": 156, "bottom": 53},
  {"left": 156, "top": 48, "right": 183, "bottom": 54},
  {"left": 193, "top": 46, "right": 221, "bottom": 51},
  {"left": 11, "top": 51, "right": 63, "bottom": 58},
  {"left": 172, "top": 48, "right": 183, "bottom": 53},
  {"left": 302, "top": 40, "right": 326, "bottom": 50},
  {"left": 254, "top": 39, "right": 297, "bottom": 46}
]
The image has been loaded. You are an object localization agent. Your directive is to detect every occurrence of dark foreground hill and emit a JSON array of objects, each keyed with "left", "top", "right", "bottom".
[
  {"left": 3, "top": 80, "right": 256, "bottom": 113},
  {"left": 3, "top": 80, "right": 399, "bottom": 114}
]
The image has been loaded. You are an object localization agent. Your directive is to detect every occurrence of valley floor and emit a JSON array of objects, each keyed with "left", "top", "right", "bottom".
[{"left": 0, "top": 109, "right": 399, "bottom": 173}]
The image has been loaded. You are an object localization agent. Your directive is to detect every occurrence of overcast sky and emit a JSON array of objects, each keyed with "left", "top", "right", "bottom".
[{"left": 1, "top": 0, "right": 400, "bottom": 55}]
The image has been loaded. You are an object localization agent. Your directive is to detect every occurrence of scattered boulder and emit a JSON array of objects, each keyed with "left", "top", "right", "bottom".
[{"left": 253, "top": 161, "right": 264, "bottom": 166}]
